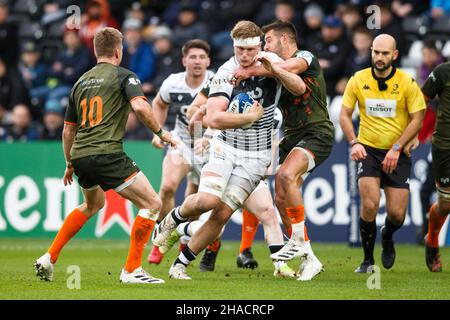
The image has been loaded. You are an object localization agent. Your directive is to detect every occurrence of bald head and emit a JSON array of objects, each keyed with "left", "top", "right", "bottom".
[
  {"left": 372, "top": 34, "right": 397, "bottom": 51},
  {"left": 371, "top": 34, "right": 398, "bottom": 74}
]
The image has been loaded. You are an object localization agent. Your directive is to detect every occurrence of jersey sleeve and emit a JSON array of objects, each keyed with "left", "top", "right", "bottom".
[
  {"left": 421, "top": 65, "right": 445, "bottom": 100},
  {"left": 64, "top": 89, "right": 78, "bottom": 125},
  {"left": 295, "top": 50, "right": 314, "bottom": 67},
  {"left": 158, "top": 75, "right": 173, "bottom": 104},
  {"left": 208, "top": 69, "right": 233, "bottom": 101},
  {"left": 121, "top": 71, "right": 146, "bottom": 102},
  {"left": 406, "top": 78, "right": 426, "bottom": 113},
  {"left": 342, "top": 76, "right": 358, "bottom": 109}
]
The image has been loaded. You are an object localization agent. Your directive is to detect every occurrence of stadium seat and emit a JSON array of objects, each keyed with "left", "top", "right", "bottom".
[
  {"left": 18, "top": 22, "right": 43, "bottom": 41},
  {"left": 401, "top": 15, "right": 428, "bottom": 37},
  {"left": 429, "top": 15, "right": 450, "bottom": 34},
  {"left": 12, "top": 0, "right": 39, "bottom": 16},
  {"left": 45, "top": 20, "right": 66, "bottom": 39}
]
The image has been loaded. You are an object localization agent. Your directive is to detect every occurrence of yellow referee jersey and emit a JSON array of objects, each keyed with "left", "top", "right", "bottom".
[{"left": 342, "top": 67, "right": 426, "bottom": 150}]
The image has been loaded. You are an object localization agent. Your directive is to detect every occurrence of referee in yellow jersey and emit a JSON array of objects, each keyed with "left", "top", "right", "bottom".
[{"left": 340, "top": 34, "right": 426, "bottom": 273}]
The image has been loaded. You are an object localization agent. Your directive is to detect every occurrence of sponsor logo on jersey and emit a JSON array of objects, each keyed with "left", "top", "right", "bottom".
[
  {"left": 363, "top": 84, "right": 370, "bottom": 90},
  {"left": 128, "top": 77, "right": 141, "bottom": 85},
  {"left": 365, "top": 98, "right": 397, "bottom": 117}
]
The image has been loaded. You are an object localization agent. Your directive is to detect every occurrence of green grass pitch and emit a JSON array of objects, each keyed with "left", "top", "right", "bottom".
[{"left": 0, "top": 238, "right": 449, "bottom": 300}]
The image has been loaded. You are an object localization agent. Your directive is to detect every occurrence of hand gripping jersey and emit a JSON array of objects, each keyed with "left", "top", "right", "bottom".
[
  {"left": 159, "top": 70, "right": 215, "bottom": 146},
  {"left": 208, "top": 53, "right": 282, "bottom": 152}
]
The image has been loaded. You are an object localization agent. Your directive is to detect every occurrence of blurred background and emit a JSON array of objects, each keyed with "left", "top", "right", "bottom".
[{"left": 0, "top": 0, "right": 449, "bottom": 246}]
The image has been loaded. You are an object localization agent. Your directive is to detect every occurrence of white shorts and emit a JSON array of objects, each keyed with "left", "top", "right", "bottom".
[
  {"left": 167, "top": 130, "right": 204, "bottom": 185},
  {"left": 198, "top": 139, "right": 271, "bottom": 211}
]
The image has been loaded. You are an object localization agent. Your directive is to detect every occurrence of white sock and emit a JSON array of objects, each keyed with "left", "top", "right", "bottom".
[
  {"left": 291, "top": 221, "right": 305, "bottom": 242},
  {"left": 138, "top": 208, "right": 159, "bottom": 220}
]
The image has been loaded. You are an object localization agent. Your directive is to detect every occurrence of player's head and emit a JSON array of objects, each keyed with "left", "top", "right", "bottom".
[
  {"left": 181, "top": 39, "right": 211, "bottom": 78},
  {"left": 93, "top": 27, "right": 124, "bottom": 65},
  {"left": 230, "top": 20, "right": 263, "bottom": 68},
  {"left": 262, "top": 20, "right": 297, "bottom": 55},
  {"left": 371, "top": 34, "right": 398, "bottom": 72}
]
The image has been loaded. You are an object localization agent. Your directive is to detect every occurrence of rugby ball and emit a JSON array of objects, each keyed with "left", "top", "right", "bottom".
[
  {"left": 228, "top": 93, "right": 254, "bottom": 114},
  {"left": 227, "top": 93, "right": 255, "bottom": 129}
]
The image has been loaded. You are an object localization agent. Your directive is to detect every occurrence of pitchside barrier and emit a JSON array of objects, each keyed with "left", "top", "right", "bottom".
[{"left": 0, "top": 141, "right": 448, "bottom": 245}]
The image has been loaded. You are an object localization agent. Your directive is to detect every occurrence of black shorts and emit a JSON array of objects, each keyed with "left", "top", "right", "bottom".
[
  {"left": 432, "top": 145, "right": 450, "bottom": 187},
  {"left": 279, "top": 131, "right": 334, "bottom": 170},
  {"left": 357, "top": 144, "right": 411, "bottom": 189},
  {"left": 71, "top": 152, "right": 140, "bottom": 191}
]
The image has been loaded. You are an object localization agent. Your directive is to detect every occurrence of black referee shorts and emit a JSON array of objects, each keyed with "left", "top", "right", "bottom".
[{"left": 356, "top": 144, "right": 411, "bottom": 189}]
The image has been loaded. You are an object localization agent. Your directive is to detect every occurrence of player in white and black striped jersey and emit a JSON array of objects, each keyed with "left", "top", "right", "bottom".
[
  {"left": 152, "top": 21, "right": 306, "bottom": 280},
  {"left": 147, "top": 39, "right": 214, "bottom": 265}
]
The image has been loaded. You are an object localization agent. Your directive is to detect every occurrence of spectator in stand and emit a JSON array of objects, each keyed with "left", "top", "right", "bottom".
[
  {"left": 121, "top": 18, "right": 157, "bottom": 85},
  {"left": 255, "top": 1, "right": 299, "bottom": 43},
  {"left": 0, "top": 57, "right": 29, "bottom": 114},
  {"left": 44, "top": 29, "right": 93, "bottom": 109},
  {"left": 391, "top": 0, "right": 430, "bottom": 18},
  {"left": 147, "top": 26, "right": 183, "bottom": 97},
  {"left": 430, "top": 0, "right": 450, "bottom": 20},
  {"left": 335, "top": 26, "right": 373, "bottom": 95},
  {"left": 372, "top": 1, "right": 405, "bottom": 59},
  {"left": 171, "top": 3, "right": 209, "bottom": 49},
  {"left": 0, "top": 0, "right": 18, "bottom": 67},
  {"left": 40, "top": 99, "right": 64, "bottom": 141},
  {"left": 124, "top": 111, "right": 153, "bottom": 140},
  {"left": 302, "top": 3, "right": 324, "bottom": 52},
  {"left": 0, "top": 104, "right": 41, "bottom": 142},
  {"left": 310, "top": 15, "right": 350, "bottom": 98},
  {"left": 340, "top": 4, "right": 363, "bottom": 38},
  {"left": 18, "top": 42, "right": 49, "bottom": 119},
  {"left": 419, "top": 40, "right": 445, "bottom": 86},
  {"left": 79, "top": 0, "right": 119, "bottom": 57}
]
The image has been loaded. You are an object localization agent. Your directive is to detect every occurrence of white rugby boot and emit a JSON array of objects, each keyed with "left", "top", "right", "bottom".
[
  {"left": 120, "top": 267, "right": 165, "bottom": 284},
  {"left": 270, "top": 239, "right": 309, "bottom": 261},
  {"left": 152, "top": 208, "right": 179, "bottom": 248},
  {"left": 34, "top": 253, "right": 54, "bottom": 282},
  {"left": 169, "top": 263, "right": 191, "bottom": 280},
  {"left": 273, "top": 260, "right": 297, "bottom": 278}
]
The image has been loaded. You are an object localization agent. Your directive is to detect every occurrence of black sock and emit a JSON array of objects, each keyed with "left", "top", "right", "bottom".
[
  {"left": 360, "top": 218, "right": 376, "bottom": 264},
  {"left": 383, "top": 217, "right": 403, "bottom": 239},
  {"left": 171, "top": 206, "right": 187, "bottom": 225},
  {"left": 174, "top": 245, "right": 197, "bottom": 267},
  {"left": 269, "top": 245, "right": 283, "bottom": 254},
  {"left": 183, "top": 222, "right": 191, "bottom": 237}
]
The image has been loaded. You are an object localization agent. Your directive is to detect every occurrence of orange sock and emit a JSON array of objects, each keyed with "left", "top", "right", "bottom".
[
  {"left": 47, "top": 208, "right": 89, "bottom": 264},
  {"left": 206, "top": 239, "right": 221, "bottom": 252},
  {"left": 239, "top": 209, "right": 259, "bottom": 253},
  {"left": 286, "top": 206, "right": 305, "bottom": 224},
  {"left": 304, "top": 225, "right": 309, "bottom": 242},
  {"left": 124, "top": 216, "right": 155, "bottom": 273},
  {"left": 427, "top": 203, "right": 448, "bottom": 248}
]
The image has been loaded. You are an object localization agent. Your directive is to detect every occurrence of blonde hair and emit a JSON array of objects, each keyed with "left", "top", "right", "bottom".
[
  {"left": 230, "top": 20, "right": 263, "bottom": 40},
  {"left": 93, "top": 27, "right": 123, "bottom": 58}
]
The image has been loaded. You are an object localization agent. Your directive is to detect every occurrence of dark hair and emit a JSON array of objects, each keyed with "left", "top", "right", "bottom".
[
  {"left": 423, "top": 39, "right": 439, "bottom": 52},
  {"left": 181, "top": 39, "right": 210, "bottom": 57},
  {"left": 262, "top": 20, "right": 297, "bottom": 42},
  {"left": 352, "top": 25, "right": 373, "bottom": 39}
]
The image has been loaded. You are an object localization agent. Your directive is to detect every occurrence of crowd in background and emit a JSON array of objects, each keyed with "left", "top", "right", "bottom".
[{"left": 0, "top": 0, "right": 449, "bottom": 142}]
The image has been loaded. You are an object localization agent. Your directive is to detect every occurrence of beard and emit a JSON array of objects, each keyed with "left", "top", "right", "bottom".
[{"left": 372, "top": 58, "right": 392, "bottom": 72}]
